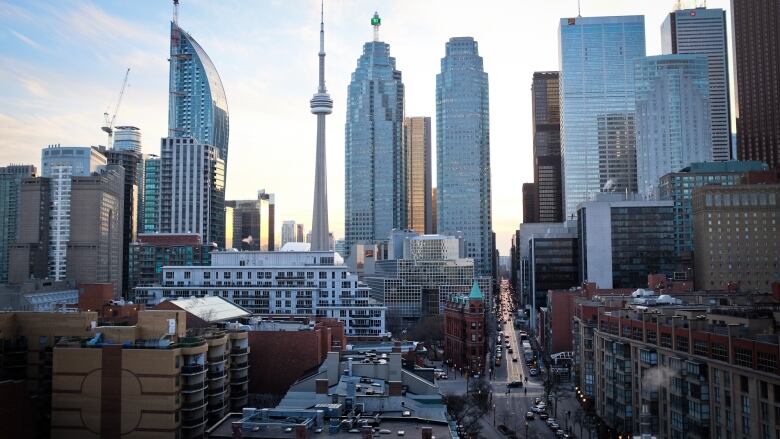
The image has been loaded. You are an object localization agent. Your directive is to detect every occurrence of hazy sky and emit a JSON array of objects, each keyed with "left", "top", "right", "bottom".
[{"left": 0, "top": 0, "right": 732, "bottom": 255}]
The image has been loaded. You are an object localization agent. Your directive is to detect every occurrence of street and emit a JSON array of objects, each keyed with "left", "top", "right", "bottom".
[{"left": 438, "top": 280, "right": 585, "bottom": 438}]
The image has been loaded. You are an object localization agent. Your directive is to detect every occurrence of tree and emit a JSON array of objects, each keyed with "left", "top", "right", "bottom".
[
  {"left": 542, "top": 377, "right": 571, "bottom": 419},
  {"left": 444, "top": 377, "right": 493, "bottom": 438},
  {"left": 573, "top": 407, "right": 584, "bottom": 437}
]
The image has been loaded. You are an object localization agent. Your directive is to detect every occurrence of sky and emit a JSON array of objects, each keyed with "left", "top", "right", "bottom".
[{"left": 0, "top": 0, "right": 733, "bottom": 255}]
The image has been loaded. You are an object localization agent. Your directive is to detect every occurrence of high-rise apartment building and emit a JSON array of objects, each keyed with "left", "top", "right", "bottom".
[
  {"left": 577, "top": 194, "right": 676, "bottom": 289},
  {"left": 112, "top": 125, "right": 142, "bottom": 154},
  {"left": 658, "top": 161, "right": 768, "bottom": 256},
  {"left": 141, "top": 155, "right": 160, "bottom": 233},
  {"left": 10, "top": 165, "right": 125, "bottom": 292},
  {"left": 281, "top": 220, "right": 296, "bottom": 247},
  {"left": 404, "top": 116, "right": 432, "bottom": 234},
  {"left": 436, "top": 37, "right": 493, "bottom": 277},
  {"left": 531, "top": 71, "right": 563, "bottom": 222},
  {"left": 559, "top": 16, "right": 646, "bottom": 217},
  {"left": 225, "top": 191, "right": 275, "bottom": 251},
  {"left": 296, "top": 223, "right": 305, "bottom": 243},
  {"left": 103, "top": 146, "right": 143, "bottom": 296},
  {"left": 662, "top": 7, "right": 732, "bottom": 161},
  {"left": 693, "top": 184, "right": 780, "bottom": 291},
  {"left": 732, "top": 0, "right": 780, "bottom": 169},
  {"left": 344, "top": 13, "right": 406, "bottom": 258},
  {"left": 159, "top": 137, "right": 225, "bottom": 246},
  {"left": 41, "top": 146, "right": 107, "bottom": 281},
  {"left": 0, "top": 165, "right": 36, "bottom": 284},
  {"left": 164, "top": 6, "right": 228, "bottom": 251},
  {"left": 635, "top": 55, "right": 712, "bottom": 195}
]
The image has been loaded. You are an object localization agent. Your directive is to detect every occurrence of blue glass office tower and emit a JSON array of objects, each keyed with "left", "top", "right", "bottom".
[
  {"left": 635, "top": 55, "right": 711, "bottom": 196},
  {"left": 559, "top": 16, "right": 646, "bottom": 218},
  {"left": 344, "top": 14, "right": 406, "bottom": 257},
  {"left": 436, "top": 37, "right": 492, "bottom": 277},
  {"left": 168, "top": 19, "right": 229, "bottom": 165}
]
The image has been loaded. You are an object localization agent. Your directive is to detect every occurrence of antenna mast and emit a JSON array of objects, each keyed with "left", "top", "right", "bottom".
[
  {"left": 577, "top": 0, "right": 582, "bottom": 17},
  {"left": 173, "top": 0, "right": 179, "bottom": 24},
  {"left": 371, "top": 12, "right": 381, "bottom": 42}
]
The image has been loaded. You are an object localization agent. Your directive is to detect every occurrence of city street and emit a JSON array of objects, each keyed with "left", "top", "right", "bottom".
[{"left": 438, "top": 280, "right": 585, "bottom": 438}]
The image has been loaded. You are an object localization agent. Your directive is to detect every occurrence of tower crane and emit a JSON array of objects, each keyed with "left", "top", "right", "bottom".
[{"left": 102, "top": 67, "right": 130, "bottom": 148}]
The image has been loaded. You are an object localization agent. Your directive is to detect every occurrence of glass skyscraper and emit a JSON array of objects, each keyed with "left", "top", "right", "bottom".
[
  {"left": 559, "top": 16, "right": 646, "bottom": 218},
  {"left": 163, "top": 9, "right": 229, "bottom": 247},
  {"left": 168, "top": 21, "right": 229, "bottom": 165},
  {"left": 344, "top": 19, "right": 405, "bottom": 256},
  {"left": 635, "top": 54, "right": 711, "bottom": 196},
  {"left": 142, "top": 156, "right": 160, "bottom": 233},
  {"left": 662, "top": 8, "right": 731, "bottom": 162},
  {"left": 436, "top": 37, "right": 492, "bottom": 277}
]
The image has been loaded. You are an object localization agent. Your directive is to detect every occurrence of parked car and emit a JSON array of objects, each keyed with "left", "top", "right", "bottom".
[
  {"left": 539, "top": 413, "right": 549, "bottom": 421},
  {"left": 525, "top": 412, "right": 534, "bottom": 420},
  {"left": 555, "top": 430, "right": 565, "bottom": 437},
  {"left": 438, "top": 374, "right": 448, "bottom": 380},
  {"left": 529, "top": 368, "right": 539, "bottom": 376},
  {"left": 546, "top": 418, "right": 556, "bottom": 427}
]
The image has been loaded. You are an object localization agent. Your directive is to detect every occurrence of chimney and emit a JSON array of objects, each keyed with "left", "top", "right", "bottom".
[
  {"left": 316, "top": 379, "right": 329, "bottom": 394},
  {"left": 421, "top": 427, "right": 433, "bottom": 439},
  {"left": 389, "top": 381, "right": 403, "bottom": 396},
  {"left": 772, "top": 282, "right": 780, "bottom": 302},
  {"left": 295, "top": 425, "right": 308, "bottom": 439}
]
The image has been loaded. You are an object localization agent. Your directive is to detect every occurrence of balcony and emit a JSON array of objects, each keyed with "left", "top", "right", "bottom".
[
  {"left": 230, "top": 347, "right": 249, "bottom": 355},
  {"left": 181, "top": 398, "right": 207, "bottom": 411},
  {"left": 231, "top": 389, "right": 249, "bottom": 399},
  {"left": 208, "top": 369, "right": 227, "bottom": 380},
  {"left": 181, "top": 364, "right": 206, "bottom": 376},
  {"left": 181, "top": 382, "right": 208, "bottom": 393},
  {"left": 230, "top": 375, "right": 250, "bottom": 385},
  {"left": 231, "top": 360, "right": 249, "bottom": 370}
]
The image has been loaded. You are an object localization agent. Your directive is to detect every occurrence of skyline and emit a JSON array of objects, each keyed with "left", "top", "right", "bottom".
[{"left": 0, "top": 0, "right": 734, "bottom": 255}]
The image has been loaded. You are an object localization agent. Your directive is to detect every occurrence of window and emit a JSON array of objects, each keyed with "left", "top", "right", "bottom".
[{"left": 165, "top": 271, "right": 173, "bottom": 279}]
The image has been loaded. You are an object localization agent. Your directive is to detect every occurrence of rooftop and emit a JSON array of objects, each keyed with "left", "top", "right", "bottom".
[{"left": 162, "top": 296, "right": 250, "bottom": 322}]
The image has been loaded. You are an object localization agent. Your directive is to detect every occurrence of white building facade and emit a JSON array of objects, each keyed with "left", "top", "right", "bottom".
[{"left": 134, "top": 251, "right": 387, "bottom": 337}]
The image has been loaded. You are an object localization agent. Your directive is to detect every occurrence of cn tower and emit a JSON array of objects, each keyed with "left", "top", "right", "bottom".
[{"left": 309, "top": 1, "right": 333, "bottom": 251}]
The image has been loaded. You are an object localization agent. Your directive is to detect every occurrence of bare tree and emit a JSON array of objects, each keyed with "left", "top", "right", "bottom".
[{"left": 444, "top": 377, "right": 493, "bottom": 438}]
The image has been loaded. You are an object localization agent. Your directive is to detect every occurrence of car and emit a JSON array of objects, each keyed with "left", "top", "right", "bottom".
[
  {"left": 535, "top": 404, "right": 547, "bottom": 411},
  {"left": 512, "top": 357, "right": 518, "bottom": 362},
  {"left": 549, "top": 423, "right": 560, "bottom": 431},
  {"left": 546, "top": 418, "right": 556, "bottom": 427},
  {"left": 529, "top": 368, "right": 539, "bottom": 376},
  {"left": 438, "top": 374, "right": 448, "bottom": 380},
  {"left": 555, "top": 431, "right": 565, "bottom": 437},
  {"left": 508, "top": 380, "right": 522, "bottom": 388},
  {"left": 533, "top": 397, "right": 542, "bottom": 405},
  {"left": 530, "top": 406, "right": 542, "bottom": 413},
  {"left": 508, "top": 348, "right": 514, "bottom": 354},
  {"left": 497, "top": 425, "right": 510, "bottom": 435},
  {"left": 525, "top": 412, "right": 534, "bottom": 420},
  {"left": 539, "top": 413, "right": 549, "bottom": 421}
]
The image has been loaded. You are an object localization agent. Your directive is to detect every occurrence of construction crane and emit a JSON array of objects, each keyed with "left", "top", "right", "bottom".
[{"left": 102, "top": 67, "right": 130, "bottom": 148}]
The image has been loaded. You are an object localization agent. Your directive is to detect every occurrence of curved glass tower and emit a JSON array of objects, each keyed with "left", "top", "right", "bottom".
[
  {"left": 344, "top": 13, "right": 406, "bottom": 257},
  {"left": 168, "top": 20, "right": 229, "bottom": 166}
]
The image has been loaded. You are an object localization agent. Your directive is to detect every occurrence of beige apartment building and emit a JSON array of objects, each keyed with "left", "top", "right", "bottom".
[
  {"left": 692, "top": 184, "right": 780, "bottom": 292},
  {"left": 0, "top": 309, "right": 248, "bottom": 439}
]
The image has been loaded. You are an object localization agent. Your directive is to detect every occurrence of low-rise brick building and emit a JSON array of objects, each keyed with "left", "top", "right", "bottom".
[{"left": 444, "top": 281, "right": 486, "bottom": 375}]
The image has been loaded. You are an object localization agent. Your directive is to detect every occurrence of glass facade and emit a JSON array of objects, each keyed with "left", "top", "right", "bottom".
[
  {"left": 657, "top": 161, "right": 767, "bottom": 256},
  {"left": 168, "top": 22, "right": 229, "bottom": 166},
  {"left": 344, "top": 39, "right": 405, "bottom": 255},
  {"left": 529, "top": 237, "right": 579, "bottom": 308},
  {"left": 0, "top": 165, "right": 36, "bottom": 283},
  {"left": 635, "top": 55, "right": 711, "bottom": 195},
  {"left": 142, "top": 157, "right": 160, "bottom": 233},
  {"left": 610, "top": 206, "right": 675, "bottom": 288},
  {"left": 531, "top": 72, "right": 563, "bottom": 223},
  {"left": 436, "top": 37, "right": 493, "bottom": 277},
  {"left": 662, "top": 8, "right": 731, "bottom": 162},
  {"left": 559, "top": 16, "right": 646, "bottom": 217},
  {"left": 404, "top": 117, "right": 432, "bottom": 234}
]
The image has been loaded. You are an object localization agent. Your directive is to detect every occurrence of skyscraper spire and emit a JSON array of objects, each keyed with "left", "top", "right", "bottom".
[
  {"left": 371, "top": 12, "right": 381, "bottom": 42},
  {"left": 309, "top": 0, "right": 333, "bottom": 252}
]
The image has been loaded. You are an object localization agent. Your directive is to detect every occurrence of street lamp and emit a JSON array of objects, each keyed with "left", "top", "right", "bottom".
[
  {"left": 493, "top": 404, "right": 496, "bottom": 427},
  {"left": 524, "top": 421, "right": 529, "bottom": 438}
]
